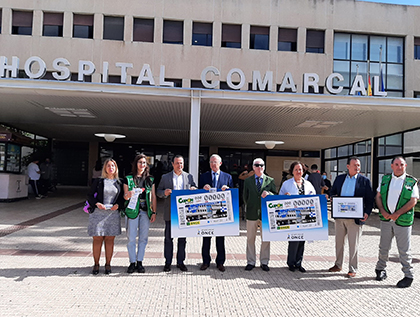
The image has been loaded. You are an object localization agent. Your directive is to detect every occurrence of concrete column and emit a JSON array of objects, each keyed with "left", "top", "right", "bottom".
[
  {"left": 189, "top": 90, "right": 201, "bottom": 182},
  {"left": 33, "top": 10, "right": 42, "bottom": 37},
  {"left": 125, "top": 15, "right": 133, "bottom": 42},
  {"left": 63, "top": 11, "right": 72, "bottom": 38},
  {"left": 93, "top": 13, "right": 103, "bottom": 40}
]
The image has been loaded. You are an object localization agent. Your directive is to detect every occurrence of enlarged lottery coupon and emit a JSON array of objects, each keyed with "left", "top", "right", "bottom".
[
  {"left": 266, "top": 196, "right": 323, "bottom": 232},
  {"left": 176, "top": 190, "right": 234, "bottom": 229}
]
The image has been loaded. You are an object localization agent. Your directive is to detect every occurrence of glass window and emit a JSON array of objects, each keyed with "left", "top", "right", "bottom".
[
  {"left": 12, "top": 10, "right": 33, "bottom": 35},
  {"left": 354, "top": 140, "right": 371, "bottom": 155},
  {"left": 378, "top": 158, "right": 393, "bottom": 184},
  {"left": 0, "top": 10, "right": 2, "bottom": 34},
  {"left": 278, "top": 28, "right": 297, "bottom": 52},
  {"left": 333, "top": 61, "right": 350, "bottom": 87},
  {"left": 192, "top": 22, "right": 212, "bottom": 46},
  {"left": 350, "top": 62, "right": 367, "bottom": 86},
  {"left": 415, "top": 37, "right": 420, "bottom": 60},
  {"left": 163, "top": 20, "right": 183, "bottom": 44},
  {"left": 324, "top": 148, "right": 337, "bottom": 159},
  {"left": 222, "top": 24, "right": 241, "bottom": 48},
  {"left": 73, "top": 14, "right": 93, "bottom": 39},
  {"left": 370, "top": 36, "right": 386, "bottom": 62},
  {"left": 338, "top": 145, "right": 353, "bottom": 157},
  {"left": 43, "top": 12, "right": 63, "bottom": 37},
  {"left": 250, "top": 26, "right": 269, "bottom": 50},
  {"left": 338, "top": 159, "right": 347, "bottom": 173},
  {"left": 334, "top": 33, "right": 350, "bottom": 59},
  {"left": 386, "top": 64, "right": 403, "bottom": 90},
  {"left": 133, "top": 18, "right": 154, "bottom": 42},
  {"left": 103, "top": 16, "right": 124, "bottom": 41},
  {"left": 378, "top": 134, "right": 402, "bottom": 157},
  {"left": 387, "top": 37, "right": 403, "bottom": 63},
  {"left": 404, "top": 129, "right": 420, "bottom": 154},
  {"left": 351, "top": 34, "right": 368, "bottom": 61},
  {"left": 306, "top": 30, "right": 324, "bottom": 53}
]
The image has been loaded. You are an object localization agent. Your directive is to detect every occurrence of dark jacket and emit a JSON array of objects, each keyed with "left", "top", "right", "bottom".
[
  {"left": 87, "top": 178, "right": 124, "bottom": 212},
  {"left": 243, "top": 174, "right": 276, "bottom": 221},
  {"left": 331, "top": 173, "right": 374, "bottom": 225},
  {"left": 199, "top": 170, "right": 234, "bottom": 189}
]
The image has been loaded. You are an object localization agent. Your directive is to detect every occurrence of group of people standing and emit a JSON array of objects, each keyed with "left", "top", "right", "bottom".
[{"left": 86, "top": 154, "right": 418, "bottom": 288}]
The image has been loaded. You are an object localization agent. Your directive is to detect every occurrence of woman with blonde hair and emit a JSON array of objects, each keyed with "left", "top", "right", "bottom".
[{"left": 87, "top": 158, "right": 124, "bottom": 275}]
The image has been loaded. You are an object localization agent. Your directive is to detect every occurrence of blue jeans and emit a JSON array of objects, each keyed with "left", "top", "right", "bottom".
[{"left": 126, "top": 211, "right": 150, "bottom": 263}]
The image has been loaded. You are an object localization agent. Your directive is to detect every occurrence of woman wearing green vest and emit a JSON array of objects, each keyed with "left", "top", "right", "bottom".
[{"left": 123, "top": 154, "right": 157, "bottom": 273}]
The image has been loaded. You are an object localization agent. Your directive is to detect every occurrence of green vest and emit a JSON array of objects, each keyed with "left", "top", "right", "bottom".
[
  {"left": 124, "top": 175, "right": 154, "bottom": 219},
  {"left": 379, "top": 174, "right": 417, "bottom": 226}
]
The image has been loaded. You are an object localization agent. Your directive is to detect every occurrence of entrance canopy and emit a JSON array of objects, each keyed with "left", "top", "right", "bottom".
[{"left": 1, "top": 79, "right": 420, "bottom": 150}]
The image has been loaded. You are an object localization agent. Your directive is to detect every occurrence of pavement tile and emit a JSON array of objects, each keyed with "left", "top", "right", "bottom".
[{"left": 1, "top": 186, "right": 420, "bottom": 316}]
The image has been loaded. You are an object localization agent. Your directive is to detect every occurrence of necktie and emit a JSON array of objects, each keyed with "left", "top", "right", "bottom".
[
  {"left": 256, "top": 177, "right": 262, "bottom": 192},
  {"left": 212, "top": 173, "right": 217, "bottom": 188}
]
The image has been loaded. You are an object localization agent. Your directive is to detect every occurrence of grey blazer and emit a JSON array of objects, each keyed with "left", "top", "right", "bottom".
[{"left": 157, "top": 171, "right": 197, "bottom": 221}]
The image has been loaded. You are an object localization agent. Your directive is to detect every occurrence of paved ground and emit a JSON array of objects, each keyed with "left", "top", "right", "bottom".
[{"left": 1, "top": 186, "right": 420, "bottom": 316}]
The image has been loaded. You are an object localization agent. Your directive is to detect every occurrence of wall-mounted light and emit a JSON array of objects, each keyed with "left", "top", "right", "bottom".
[
  {"left": 94, "top": 133, "right": 126, "bottom": 142},
  {"left": 255, "top": 140, "right": 284, "bottom": 149}
]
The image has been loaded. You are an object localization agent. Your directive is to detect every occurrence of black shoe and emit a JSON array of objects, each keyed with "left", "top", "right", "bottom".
[
  {"left": 288, "top": 266, "right": 296, "bottom": 272},
  {"left": 397, "top": 277, "right": 413, "bottom": 288},
  {"left": 127, "top": 262, "right": 136, "bottom": 274},
  {"left": 200, "top": 263, "right": 209, "bottom": 271},
  {"left": 92, "top": 264, "right": 99, "bottom": 275},
  {"left": 177, "top": 263, "right": 188, "bottom": 272},
  {"left": 375, "top": 269, "right": 387, "bottom": 281},
  {"left": 104, "top": 264, "right": 111, "bottom": 275},
  {"left": 260, "top": 264, "right": 270, "bottom": 272},
  {"left": 137, "top": 261, "right": 145, "bottom": 273},
  {"left": 245, "top": 264, "right": 255, "bottom": 271},
  {"left": 297, "top": 266, "right": 306, "bottom": 273},
  {"left": 163, "top": 264, "right": 171, "bottom": 272}
]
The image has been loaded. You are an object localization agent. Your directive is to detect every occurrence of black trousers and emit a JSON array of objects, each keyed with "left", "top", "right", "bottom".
[
  {"left": 29, "top": 179, "right": 40, "bottom": 197},
  {"left": 287, "top": 241, "right": 305, "bottom": 268},
  {"left": 202, "top": 236, "right": 225, "bottom": 265},
  {"left": 164, "top": 221, "right": 186, "bottom": 265}
]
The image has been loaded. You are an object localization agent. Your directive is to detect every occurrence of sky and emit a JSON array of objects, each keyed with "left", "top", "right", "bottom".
[{"left": 359, "top": 0, "right": 420, "bottom": 5}]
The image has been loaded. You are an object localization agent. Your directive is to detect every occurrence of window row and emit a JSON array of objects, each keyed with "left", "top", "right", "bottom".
[
  {"left": 333, "top": 33, "right": 404, "bottom": 96},
  {"left": 2, "top": 9, "right": 325, "bottom": 53}
]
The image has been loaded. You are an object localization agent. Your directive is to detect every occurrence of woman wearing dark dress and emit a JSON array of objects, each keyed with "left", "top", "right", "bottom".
[{"left": 87, "top": 158, "right": 124, "bottom": 275}]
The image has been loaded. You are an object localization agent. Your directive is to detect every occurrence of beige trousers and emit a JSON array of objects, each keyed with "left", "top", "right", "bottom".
[
  {"left": 334, "top": 218, "right": 363, "bottom": 273},
  {"left": 246, "top": 220, "right": 270, "bottom": 266}
]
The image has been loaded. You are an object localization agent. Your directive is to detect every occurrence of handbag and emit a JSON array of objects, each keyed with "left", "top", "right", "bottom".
[{"left": 83, "top": 193, "right": 97, "bottom": 213}]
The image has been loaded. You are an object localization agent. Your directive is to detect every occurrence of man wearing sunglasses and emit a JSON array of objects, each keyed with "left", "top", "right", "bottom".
[{"left": 243, "top": 158, "right": 276, "bottom": 272}]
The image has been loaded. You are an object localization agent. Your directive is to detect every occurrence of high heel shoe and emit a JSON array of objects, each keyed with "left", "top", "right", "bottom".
[
  {"left": 105, "top": 264, "right": 112, "bottom": 274},
  {"left": 92, "top": 264, "right": 100, "bottom": 275}
]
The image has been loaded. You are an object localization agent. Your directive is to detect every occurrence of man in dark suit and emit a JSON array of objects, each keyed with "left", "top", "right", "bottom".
[
  {"left": 199, "top": 154, "right": 234, "bottom": 272},
  {"left": 307, "top": 164, "right": 325, "bottom": 195},
  {"left": 157, "top": 155, "right": 197, "bottom": 272},
  {"left": 243, "top": 158, "right": 277, "bottom": 272},
  {"left": 328, "top": 156, "right": 374, "bottom": 278}
]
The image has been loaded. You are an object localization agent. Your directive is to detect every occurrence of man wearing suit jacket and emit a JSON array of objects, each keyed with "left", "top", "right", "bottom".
[
  {"left": 157, "top": 155, "right": 197, "bottom": 272},
  {"left": 243, "top": 158, "right": 277, "bottom": 272},
  {"left": 199, "top": 154, "right": 234, "bottom": 272},
  {"left": 328, "top": 156, "right": 374, "bottom": 278}
]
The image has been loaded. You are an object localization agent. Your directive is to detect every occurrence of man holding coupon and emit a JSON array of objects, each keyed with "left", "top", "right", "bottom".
[{"left": 328, "top": 156, "right": 374, "bottom": 278}]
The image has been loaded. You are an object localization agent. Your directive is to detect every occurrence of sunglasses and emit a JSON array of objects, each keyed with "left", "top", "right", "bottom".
[{"left": 254, "top": 164, "right": 264, "bottom": 167}]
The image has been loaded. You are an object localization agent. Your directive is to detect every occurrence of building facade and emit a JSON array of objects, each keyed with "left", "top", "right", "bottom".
[{"left": 1, "top": 0, "right": 420, "bottom": 189}]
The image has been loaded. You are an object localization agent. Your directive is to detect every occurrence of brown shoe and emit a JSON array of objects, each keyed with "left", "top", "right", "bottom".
[
  {"left": 346, "top": 272, "right": 356, "bottom": 278},
  {"left": 328, "top": 265, "right": 341, "bottom": 272},
  {"left": 200, "top": 263, "right": 209, "bottom": 271},
  {"left": 217, "top": 264, "right": 226, "bottom": 272}
]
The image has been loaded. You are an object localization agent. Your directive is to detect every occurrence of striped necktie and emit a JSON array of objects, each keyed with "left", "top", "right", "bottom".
[
  {"left": 212, "top": 172, "right": 217, "bottom": 188},
  {"left": 256, "top": 177, "right": 262, "bottom": 192}
]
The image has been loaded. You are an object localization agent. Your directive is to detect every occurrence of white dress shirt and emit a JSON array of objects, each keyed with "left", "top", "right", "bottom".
[
  {"left": 173, "top": 172, "right": 184, "bottom": 190},
  {"left": 279, "top": 178, "right": 316, "bottom": 195}
]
